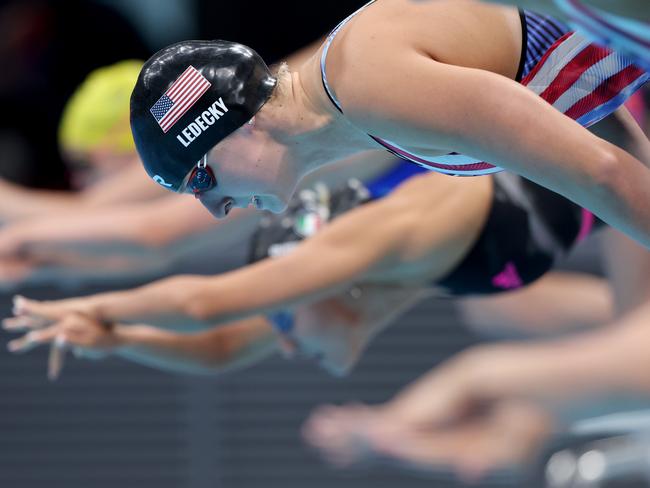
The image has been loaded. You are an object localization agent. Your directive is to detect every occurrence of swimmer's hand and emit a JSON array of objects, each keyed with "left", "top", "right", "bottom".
[
  {"left": 5, "top": 312, "right": 119, "bottom": 358},
  {"left": 302, "top": 403, "right": 389, "bottom": 467},
  {"left": 303, "top": 398, "right": 552, "bottom": 482},
  {"left": 3, "top": 294, "right": 96, "bottom": 328},
  {"left": 303, "top": 346, "right": 557, "bottom": 479}
]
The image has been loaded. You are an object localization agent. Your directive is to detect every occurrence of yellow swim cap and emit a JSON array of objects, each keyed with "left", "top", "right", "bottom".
[{"left": 59, "top": 60, "right": 143, "bottom": 155}]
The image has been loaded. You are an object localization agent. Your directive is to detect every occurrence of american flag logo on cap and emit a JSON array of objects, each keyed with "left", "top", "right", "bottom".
[{"left": 150, "top": 66, "right": 211, "bottom": 133}]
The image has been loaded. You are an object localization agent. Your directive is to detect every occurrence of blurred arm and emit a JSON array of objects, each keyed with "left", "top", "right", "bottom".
[
  {"left": 11, "top": 170, "right": 480, "bottom": 329},
  {"left": 183, "top": 172, "right": 479, "bottom": 324},
  {"left": 385, "top": 298, "right": 650, "bottom": 427},
  {"left": 113, "top": 317, "right": 277, "bottom": 374},
  {"left": 6, "top": 312, "right": 277, "bottom": 375},
  {"left": 475, "top": 300, "right": 650, "bottom": 402},
  {"left": 385, "top": 229, "right": 650, "bottom": 422},
  {"left": 599, "top": 229, "right": 650, "bottom": 315},
  {"left": 0, "top": 162, "right": 167, "bottom": 220},
  {"left": 0, "top": 195, "right": 218, "bottom": 254},
  {"left": 456, "top": 271, "right": 614, "bottom": 336}
]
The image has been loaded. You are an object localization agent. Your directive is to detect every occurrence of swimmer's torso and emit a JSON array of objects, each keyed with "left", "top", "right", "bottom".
[{"left": 307, "top": 0, "right": 647, "bottom": 175}]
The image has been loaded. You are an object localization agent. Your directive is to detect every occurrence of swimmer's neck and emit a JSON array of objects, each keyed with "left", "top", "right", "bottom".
[{"left": 257, "top": 54, "right": 378, "bottom": 177}]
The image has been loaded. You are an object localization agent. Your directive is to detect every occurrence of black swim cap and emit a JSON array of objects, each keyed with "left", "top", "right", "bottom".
[{"left": 130, "top": 40, "right": 277, "bottom": 191}]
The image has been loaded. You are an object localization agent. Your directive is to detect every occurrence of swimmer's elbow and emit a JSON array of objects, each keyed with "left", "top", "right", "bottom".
[
  {"left": 182, "top": 299, "right": 215, "bottom": 322},
  {"left": 588, "top": 146, "right": 649, "bottom": 230},
  {"left": 171, "top": 276, "right": 216, "bottom": 322},
  {"left": 181, "top": 291, "right": 230, "bottom": 323},
  {"left": 587, "top": 146, "right": 623, "bottom": 192}
]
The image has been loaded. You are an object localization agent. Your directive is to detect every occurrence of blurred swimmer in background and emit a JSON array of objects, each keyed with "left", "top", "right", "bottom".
[{"left": 0, "top": 60, "right": 220, "bottom": 284}]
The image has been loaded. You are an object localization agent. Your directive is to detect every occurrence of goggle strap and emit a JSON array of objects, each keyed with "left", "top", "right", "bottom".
[{"left": 198, "top": 154, "right": 208, "bottom": 169}]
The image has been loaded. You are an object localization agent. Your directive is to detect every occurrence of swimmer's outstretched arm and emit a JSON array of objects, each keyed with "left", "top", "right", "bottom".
[
  {"left": 6, "top": 313, "right": 277, "bottom": 375},
  {"left": 381, "top": 298, "right": 650, "bottom": 433},
  {"left": 115, "top": 318, "right": 276, "bottom": 374},
  {"left": 301, "top": 301, "right": 650, "bottom": 476},
  {"left": 5, "top": 284, "right": 424, "bottom": 377},
  {"left": 0, "top": 196, "right": 235, "bottom": 256},
  {"left": 7, "top": 172, "right": 465, "bottom": 326},
  {"left": 339, "top": 53, "right": 650, "bottom": 248},
  {"left": 457, "top": 271, "right": 614, "bottom": 336},
  {"left": 173, "top": 174, "right": 469, "bottom": 324},
  {"left": 382, "top": 233, "right": 650, "bottom": 425},
  {"left": 9, "top": 274, "right": 218, "bottom": 329},
  {"left": 0, "top": 163, "right": 168, "bottom": 221},
  {"left": 8, "top": 197, "right": 404, "bottom": 325}
]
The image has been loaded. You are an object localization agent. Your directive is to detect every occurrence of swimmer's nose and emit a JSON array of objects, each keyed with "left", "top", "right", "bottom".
[
  {"left": 202, "top": 197, "right": 234, "bottom": 219},
  {"left": 222, "top": 198, "right": 234, "bottom": 216}
]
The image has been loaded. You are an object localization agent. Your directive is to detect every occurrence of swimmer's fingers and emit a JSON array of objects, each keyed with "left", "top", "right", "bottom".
[
  {"left": 303, "top": 407, "right": 370, "bottom": 467},
  {"left": 2, "top": 315, "right": 50, "bottom": 331},
  {"left": 7, "top": 326, "right": 60, "bottom": 354},
  {"left": 12, "top": 295, "right": 82, "bottom": 321},
  {"left": 303, "top": 404, "right": 395, "bottom": 467},
  {"left": 43, "top": 313, "right": 118, "bottom": 353},
  {"left": 7, "top": 314, "right": 113, "bottom": 354}
]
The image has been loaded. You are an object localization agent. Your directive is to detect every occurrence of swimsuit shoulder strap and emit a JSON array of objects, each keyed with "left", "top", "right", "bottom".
[{"left": 321, "top": 0, "right": 378, "bottom": 113}]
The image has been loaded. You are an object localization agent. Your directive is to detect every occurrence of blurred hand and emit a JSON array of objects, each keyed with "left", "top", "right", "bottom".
[
  {"left": 303, "top": 346, "right": 557, "bottom": 481},
  {"left": 303, "top": 403, "right": 394, "bottom": 467},
  {"left": 5, "top": 311, "right": 119, "bottom": 357},
  {"left": 303, "top": 399, "right": 553, "bottom": 482},
  {"left": 3, "top": 294, "right": 96, "bottom": 329}
]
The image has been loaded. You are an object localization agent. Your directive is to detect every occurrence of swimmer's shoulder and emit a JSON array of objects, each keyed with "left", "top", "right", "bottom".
[
  {"left": 324, "top": 0, "right": 521, "bottom": 131},
  {"left": 322, "top": 0, "right": 419, "bottom": 110},
  {"left": 320, "top": 12, "right": 422, "bottom": 140}
]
